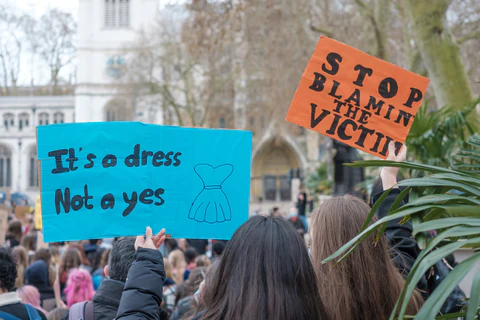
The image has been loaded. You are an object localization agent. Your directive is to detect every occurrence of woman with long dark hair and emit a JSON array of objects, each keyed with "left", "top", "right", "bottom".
[{"left": 200, "top": 216, "right": 329, "bottom": 320}]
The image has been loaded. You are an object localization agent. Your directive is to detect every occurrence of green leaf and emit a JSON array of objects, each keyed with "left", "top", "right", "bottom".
[
  {"left": 415, "top": 252, "right": 480, "bottom": 319},
  {"left": 466, "top": 269, "right": 480, "bottom": 320},
  {"left": 413, "top": 218, "right": 480, "bottom": 236},
  {"left": 347, "top": 160, "right": 465, "bottom": 175}
]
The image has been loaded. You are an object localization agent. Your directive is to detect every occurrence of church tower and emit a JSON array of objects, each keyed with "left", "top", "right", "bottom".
[{"left": 75, "top": 0, "right": 158, "bottom": 123}]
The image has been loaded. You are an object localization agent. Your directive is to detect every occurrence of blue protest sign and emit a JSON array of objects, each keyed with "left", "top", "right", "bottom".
[{"left": 37, "top": 122, "right": 252, "bottom": 242}]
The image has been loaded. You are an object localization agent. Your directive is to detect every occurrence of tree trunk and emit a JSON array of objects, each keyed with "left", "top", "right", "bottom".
[{"left": 404, "top": 0, "right": 473, "bottom": 109}]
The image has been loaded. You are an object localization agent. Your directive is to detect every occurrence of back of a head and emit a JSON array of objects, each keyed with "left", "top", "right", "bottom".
[
  {"left": 69, "top": 244, "right": 91, "bottom": 266},
  {"left": 12, "top": 246, "right": 29, "bottom": 267},
  {"left": 202, "top": 216, "right": 328, "bottom": 320},
  {"left": 185, "top": 248, "right": 199, "bottom": 265},
  {"left": 310, "top": 195, "right": 421, "bottom": 320},
  {"left": 187, "top": 267, "right": 206, "bottom": 296},
  {"left": 108, "top": 237, "right": 135, "bottom": 282},
  {"left": 64, "top": 268, "right": 95, "bottom": 307},
  {"left": 194, "top": 255, "right": 210, "bottom": 267},
  {"left": 60, "top": 248, "right": 82, "bottom": 275},
  {"left": 0, "top": 247, "right": 17, "bottom": 292},
  {"left": 34, "top": 248, "right": 51, "bottom": 264},
  {"left": 211, "top": 242, "right": 225, "bottom": 257},
  {"left": 8, "top": 220, "right": 23, "bottom": 240},
  {"left": 169, "top": 249, "right": 186, "bottom": 269},
  {"left": 21, "top": 234, "right": 36, "bottom": 252},
  {"left": 26, "top": 259, "right": 50, "bottom": 287},
  {"left": 17, "top": 285, "right": 42, "bottom": 308}
]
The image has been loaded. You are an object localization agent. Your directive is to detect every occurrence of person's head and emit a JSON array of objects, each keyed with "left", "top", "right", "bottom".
[
  {"left": 310, "top": 195, "right": 422, "bottom": 320},
  {"left": 60, "top": 248, "right": 82, "bottom": 275},
  {"left": 17, "top": 285, "right": 42, "bottom": 308},
  {"left": 46, "top": 308, "right": 69, "bottom": 320},
  {"left": 7, "top": 220, "right": 23, "bottom": 241},
  {"left": 68, "top": 243, "right": 91, "bottom": 266},
  {"left": 184, "top": 247, "right": 198, "bottom": 265},
  {"left": 33, "top": 248, "right": 51, "bottom": 265},
  {"left": 169, "top": 249, "right": 187, "bottom": 284},
  {"left": 201, "top": 216, "right": 328, "bottom": 320},
  {"left": 211, "top": 242, "right": 225, "bottom": 257},
  {"left": 186, "top": 267, "right": 206, "bottom": 296},
  {"left": 271, "top": 207, "right": 279, "bottom": 217},
  {"left": 49, "top": 245, "right": 60, "bottom": 265},
  {"left": 12, "top": 246, "right": 29, "bottom": 267},
  {"left": 164, "top": 258, "right": 173, "bottom": 280},
  {"left": 91, "top": 247, "right": 106, "bottom": 271},
  {"left": 178, "top": 238, "right": 188, "bottom": 251},
  {"left": 105, "top": 237, "right": 135, "bottom": 282},
  {"left": 21, "top": 234, "right": 36, "bottom": 252},
  {"left": 64, "top": 268, "right": 95, "bottom": 307},
  {"left": 0, "top": 247, "right": 17, "bottom": 293},
  {"left": 194, "top": 255, "right": 210, "bottom": 267},
  {"left": 89, "top": 239, "right": 101, "bottom": 246}
]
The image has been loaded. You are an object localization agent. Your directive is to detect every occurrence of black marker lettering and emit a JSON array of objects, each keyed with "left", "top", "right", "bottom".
[
  {"left": 122, "top": 192, "right": 138, "bottom": 217},
  {"left": 48, "top": 149, "right": 69, "bottom": 174}
]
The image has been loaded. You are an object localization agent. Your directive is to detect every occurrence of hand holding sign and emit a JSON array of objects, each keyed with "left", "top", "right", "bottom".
[
  {"left": 286, "top": 36, "right": 429, "bottom": 159},
  {"left": 135, "top": 227, "right": 166, "bottom": 251},
  {"left": 381, "top": 142, "right": 407, "bottom": 190}
]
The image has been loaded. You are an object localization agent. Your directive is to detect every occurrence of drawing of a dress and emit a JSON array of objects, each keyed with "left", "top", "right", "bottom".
[{"left": 188, "top": 164, "right": 233, "bottom": 224}]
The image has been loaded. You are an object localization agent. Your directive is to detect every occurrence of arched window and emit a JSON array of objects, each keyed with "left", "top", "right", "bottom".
[
  {"left": 18, "top": 113, "right": 30, "bottom": 131},
  {"left": 3, "top": 113, "right": 14, "bottom": 130},
  {"left": 0, "top": 145, "right": 12, "bottom": 187},
  {"left": 104, "top": 99, "right": 132, "bottom": 121},
  {"left": 38, "top": 113, "right": 49, "bottom": 126},
  {"left": 29, "top": 146, "right": 38, "bottom": 187},
  {"left": 53, "top": 112, "right": 65, "bottom": 124}
]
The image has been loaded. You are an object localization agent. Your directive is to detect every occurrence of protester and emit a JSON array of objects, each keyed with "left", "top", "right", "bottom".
[
  {"left": 58, "top": 248, "right": 83, "bottom": 293},
  {"left": 26, "top": 249, "right": 55, "bottom": 306},
  {"left": 187, "top": 239, "right": 208, "bottom": 255},
  {"left": 0, "top": 247, "right": 47, "bottom": 319},
  {"left": 64, "top": 268, "right": 95, "bottom": 307},
  {"left": 162, "top": 258, "right": 177, "bottom": 315},
  {"left": 287, "top": 207, "right": 306, "bottom": 238},
  {"left": 5, "top": 220, "right": 23, "bottom": 248},
  {"left": 91, "top": 248, "right": 110, "bottom": 290},
  {"left": 83, "top": 240, "right": 101, "bottom": 265},
  {"left": 61, "top": 236, "right": 167, "bottom": 320},
  {"left": 210, "top": 242, "right": 225, "bottom": 261},
  {"left": 185, "top": 248, "right": 199, "bottom": 271},
  {"left": 169, "top": 249, "right": 187, "bottom": 284},
  {"left": 17, "top": 285, "right": 48, "bottom": 316},
  {"left": 171, "top": 267, "right": 206, "bottom": 320},
  {"left": 296, "top": 184, "right": 309, "bottom": 231},
  {"left": 21, "top": 233, "right": 37, "bottom": 262},
  {"left": 194, "top": 255, "right": 210, "bottom": 267},
  {"left": 191, "top": 260, "right": 220, "bottom": 320},
  {"left": 68, "top": 244, "right": 92, "bottom": 273},
  {"left": 12, "top": 246, "right": 29, "bottom": 289},
  {"left": 115, "top": 227, "right": 168, "bottom": 319},
  {"left": 309, "top": 143, "right": 423, "bottom": 320}
]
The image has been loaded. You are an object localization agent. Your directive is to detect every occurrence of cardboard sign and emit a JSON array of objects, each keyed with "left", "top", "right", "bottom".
[
  {"left": 37, "top": 122, "right": 252, "bottom": 242},
  {"left": 35, "top": 195, "right": 42, "bottom": 230},
  {"left": 14, "top": 205, "right": 32, "bottom": 220},
  {"left": 286, "top": 36, "right": 429, "bottom": 159}
]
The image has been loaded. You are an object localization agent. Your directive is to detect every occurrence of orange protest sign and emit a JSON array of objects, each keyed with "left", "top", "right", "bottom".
[{"left": 286, "top": 36, "right": 429, "bottom": 159}]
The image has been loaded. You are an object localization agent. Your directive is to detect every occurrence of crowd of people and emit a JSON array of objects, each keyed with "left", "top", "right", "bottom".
[{"left": 0, "top": 142, "right": 466, "bottom": 319}]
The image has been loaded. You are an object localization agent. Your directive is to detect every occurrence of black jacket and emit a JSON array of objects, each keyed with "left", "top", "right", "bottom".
[
  {"left": 61, "top": 278, "right": 125, "bottom": 320},
  {"left": 116, "top": 248, "right": 167, "bottom": 320},
  {"left": 373, "top": 188, "right": 429, "bottom": 296}
]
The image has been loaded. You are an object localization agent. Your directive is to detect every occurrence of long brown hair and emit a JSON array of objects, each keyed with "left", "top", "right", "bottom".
[
  {"left": 201, "top": 216, "right": 329, "bottom": 320},
  {"left": 310, "top": 195, "right": 422, "bottom": 320},
  {"left": 12, "top": 246, "right": 29, "bottom": 288}
]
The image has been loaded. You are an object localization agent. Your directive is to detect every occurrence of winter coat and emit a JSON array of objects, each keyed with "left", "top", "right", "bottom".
[{"left": 115, "top": 248, "right": 168, "bottom": 320}]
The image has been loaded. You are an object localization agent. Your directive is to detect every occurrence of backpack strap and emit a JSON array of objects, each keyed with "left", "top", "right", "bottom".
[
  {"left": 0, "top": 311, "right": 22, "bottom": 320},
  {"left": 24, "top": 304, "right": 42, "bottom": 320},
  {"left": 69, "top": 301, "right": 88, "bottom": 320},
  {"left": 85, "top": 301, "right": 94, "bottom": 320}
]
